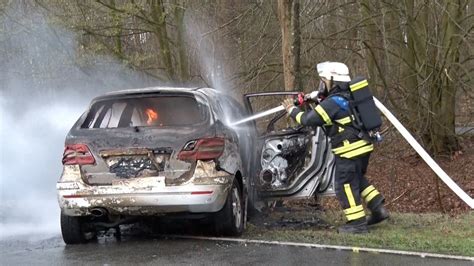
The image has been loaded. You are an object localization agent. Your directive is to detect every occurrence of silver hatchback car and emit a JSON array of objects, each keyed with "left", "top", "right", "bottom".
[
  {"left": 58, "top": 87, "right": 252, "bottom": 243},
  {"left": 57, "top": 88, "right": 336, "bottom": 244}
]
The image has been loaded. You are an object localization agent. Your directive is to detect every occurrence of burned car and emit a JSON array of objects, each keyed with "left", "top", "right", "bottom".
[
  {"left": 57, "top": 87, "right": 250, "bottom": 244},
  {"left": 57, "top": 88, "right": 336, "bottom": 244}
]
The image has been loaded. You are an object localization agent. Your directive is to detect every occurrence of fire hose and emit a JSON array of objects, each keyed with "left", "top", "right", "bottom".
[
  {"left": 373, "top": 97, "right": 473, "bottom": 209},
  {"left": 230, "top": 95, "right": 474, "bottom": 208}
]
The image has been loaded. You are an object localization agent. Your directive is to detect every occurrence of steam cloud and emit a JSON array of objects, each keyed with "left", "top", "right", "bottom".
[
  {"left": 0, "top": 4, "right": 248, "bottom": 239},
  {"left": 0, "top": 3, "right": 155, "bottom": 239}
]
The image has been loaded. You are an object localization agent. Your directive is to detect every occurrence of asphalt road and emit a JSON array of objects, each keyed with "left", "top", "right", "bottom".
[{"left": 0, "top": 234, "right": 471, "bottom": 266}]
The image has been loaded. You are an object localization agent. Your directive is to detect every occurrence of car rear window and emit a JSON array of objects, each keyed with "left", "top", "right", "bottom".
[{"left": 81, "top": 95, "right": 208, "bottom": 128}]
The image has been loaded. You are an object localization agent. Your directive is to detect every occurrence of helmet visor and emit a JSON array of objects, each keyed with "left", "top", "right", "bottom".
[{"left": 318, "top": 80, "right": 328, "bottom": 97}]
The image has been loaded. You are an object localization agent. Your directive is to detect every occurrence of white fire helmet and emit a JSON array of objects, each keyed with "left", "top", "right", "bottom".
[{"left": 316, "top": 61, "right": 351, "bottom": 82}]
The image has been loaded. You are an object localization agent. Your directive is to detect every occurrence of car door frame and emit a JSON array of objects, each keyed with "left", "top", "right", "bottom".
[{"left": 242, "top": 91, "right": 335, "bottom": 199}]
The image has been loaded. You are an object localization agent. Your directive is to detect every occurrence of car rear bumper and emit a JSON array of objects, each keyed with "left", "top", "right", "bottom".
[{"left": 57, "top": 176, "right": 232, "bottom": 216}]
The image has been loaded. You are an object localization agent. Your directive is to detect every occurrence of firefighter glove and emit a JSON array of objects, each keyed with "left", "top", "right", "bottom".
[{"left": 282, "top": 98, "right": 296, "bottom": 114}]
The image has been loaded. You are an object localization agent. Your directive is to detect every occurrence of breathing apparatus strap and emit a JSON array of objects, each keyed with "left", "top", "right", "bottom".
[
  {"left": 329, "top": 93, "right": 373, "bottom": 145},
  {"left": 333, "top": 121, "right": 372, "bottom": 143}
]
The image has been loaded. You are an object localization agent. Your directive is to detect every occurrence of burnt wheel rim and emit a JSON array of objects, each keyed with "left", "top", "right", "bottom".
[{"left": 231, "top": 187, "right": 242, "bottom": 229}]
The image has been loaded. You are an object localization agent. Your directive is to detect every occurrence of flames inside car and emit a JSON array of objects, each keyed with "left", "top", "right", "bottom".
[{"left": 81, "top": 95, "right": 207, "bottom": 128}]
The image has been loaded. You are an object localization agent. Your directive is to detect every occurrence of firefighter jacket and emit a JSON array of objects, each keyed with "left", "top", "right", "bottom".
[{"left": 289, "top": 84, "right": 373, "bottom": 159}]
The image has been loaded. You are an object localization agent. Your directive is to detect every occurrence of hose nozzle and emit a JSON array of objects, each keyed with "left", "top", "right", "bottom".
[{"left": 293, "top": 92, "right": 305, "bottom": 106}]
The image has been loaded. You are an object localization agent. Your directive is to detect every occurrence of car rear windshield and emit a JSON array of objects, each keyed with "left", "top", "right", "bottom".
[{"left": 81, "top": 95, "right": 208, "bottom": 128}]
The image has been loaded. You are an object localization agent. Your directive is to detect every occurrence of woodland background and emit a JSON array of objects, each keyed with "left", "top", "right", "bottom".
[
  {"left": 0, "top": 1, "right": 473, "bottom": 214},
  {"left": 1, "top": 0, "right": 472, "bottom": 154}
]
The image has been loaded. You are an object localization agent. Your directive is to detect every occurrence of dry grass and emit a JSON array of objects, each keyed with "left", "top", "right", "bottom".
[{"left": 245, "top": 210, "right": 474, "bottom": 256}]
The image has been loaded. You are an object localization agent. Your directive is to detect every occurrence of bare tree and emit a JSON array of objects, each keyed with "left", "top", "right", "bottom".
[
  {"left": 277, "top": 0, "right": 301, "bottom": 91},
  {"left": 35, "top": 0, "right": 472, "bottom": 154}
]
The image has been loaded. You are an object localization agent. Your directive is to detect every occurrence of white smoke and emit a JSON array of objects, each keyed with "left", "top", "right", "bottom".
[
  {"left": 0, "top": 3, "right": 252, "bottom": 239},
  {"left": 184, "top": 10, "right": 237, "bottom": 94},
  {"left": 0, "top": 3, "right": 156, "bottom": 239}
]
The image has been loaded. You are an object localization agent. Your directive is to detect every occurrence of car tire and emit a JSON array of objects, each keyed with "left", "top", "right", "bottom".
[
  {"left": 61, "top": 212, "right": 86, "bottom": 244},
  {"left": 213, "top": 178, "right": 244, "bottom": 236}
]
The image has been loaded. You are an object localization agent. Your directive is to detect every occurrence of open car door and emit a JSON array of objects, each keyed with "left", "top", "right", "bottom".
[{"left": 243, "top": 92, "right": 335, "bottom": 199}]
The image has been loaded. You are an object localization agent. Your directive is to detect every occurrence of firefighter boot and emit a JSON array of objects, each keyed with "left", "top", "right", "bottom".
[
  {"left": 367, "top": 204, "right": 389, "bottom": 226},
  {"left": 338, "top": 218, "right": 368, "bottom": 234}
]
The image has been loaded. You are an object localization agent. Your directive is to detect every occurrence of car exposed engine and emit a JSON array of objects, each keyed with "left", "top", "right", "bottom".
[{"left": 260, "top": 134, "right": 309, "bottom": 188}]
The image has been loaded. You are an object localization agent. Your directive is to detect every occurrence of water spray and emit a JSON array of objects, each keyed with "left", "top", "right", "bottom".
[
  {"left": 230, "top": 105, "right": 286, "bottom": 126},
  {"left": 230, "top": 93, "right": 307, "bottom": 127},
  {"left": 230, "top": 96, "right": 474, "bottom": 208}
]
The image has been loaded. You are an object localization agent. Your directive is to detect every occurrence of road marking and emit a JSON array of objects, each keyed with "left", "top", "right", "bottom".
[{"left": 166, "top": 235, "right": 474, "bottom": 262}]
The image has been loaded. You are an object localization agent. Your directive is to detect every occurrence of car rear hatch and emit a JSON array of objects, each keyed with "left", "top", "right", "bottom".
[{"left": 64, "top": 91, "right": 219, "bottom": 185}]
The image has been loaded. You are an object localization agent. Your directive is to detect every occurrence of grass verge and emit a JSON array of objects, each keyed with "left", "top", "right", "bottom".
[{"left": 243, "top": 211, "right": 474, "bottom": 257}]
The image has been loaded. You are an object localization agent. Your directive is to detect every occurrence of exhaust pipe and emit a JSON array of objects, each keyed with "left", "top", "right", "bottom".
[
  {"left": 90, "top": 207, "right": 107, "bottom": 217},
  {"left": 94, "top": 217, "right": 137, "bottom": 229}
]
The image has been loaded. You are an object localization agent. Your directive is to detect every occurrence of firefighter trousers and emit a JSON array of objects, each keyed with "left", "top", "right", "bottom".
[{"left": 334, "top": 153, "right": 384, "bottom": 222}]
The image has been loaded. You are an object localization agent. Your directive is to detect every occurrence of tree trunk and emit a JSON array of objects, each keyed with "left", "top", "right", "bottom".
[
  {"left": 425, "top": 0, "right": 462, "bottom": 154},
  {"left": 277, "top": 0, "right": 301, "bottom": 91},
  {"left": 173, "top": 0, "right": 189, "bottom": 84},
  {"left": 109, "top": 0, "right": 123, "bottom": 56},
  {"left": 401, "top": 0, "right": 422, "bottom": 126},
  {"left": 360, "top": 0, "right": 376, "bottom": 82},
  {"left": 150, "top": 0, "right": 175, "bottom": 81},
  {"left": 359, "top": 0, "right": 387, "bottom": 96}
]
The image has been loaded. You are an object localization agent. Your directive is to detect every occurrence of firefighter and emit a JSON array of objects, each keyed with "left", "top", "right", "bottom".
[{"left": 282, "top": 61, "right": 389, "bottom": 233}]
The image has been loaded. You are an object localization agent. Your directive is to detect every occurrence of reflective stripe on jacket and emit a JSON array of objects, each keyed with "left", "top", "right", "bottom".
[{"left": 289, "top": 90, "right": 373, "bottom": 159}]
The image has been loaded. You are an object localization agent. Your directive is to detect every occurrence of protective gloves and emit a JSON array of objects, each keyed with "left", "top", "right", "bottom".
[{"left": 282, "top": 98, "right": 296, "bottom": 114}]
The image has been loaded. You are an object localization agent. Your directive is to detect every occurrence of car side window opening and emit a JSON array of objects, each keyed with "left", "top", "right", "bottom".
[
  {"left": 249, "top": 95, "right": 300, "bottom": 135},
  {"left": 81, "top": 96, "right": 207, "bottom": 129}
]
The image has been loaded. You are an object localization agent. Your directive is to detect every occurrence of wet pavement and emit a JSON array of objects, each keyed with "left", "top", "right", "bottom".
[{"left": 0, "top": 233, "right": 471, "bottom": 266}]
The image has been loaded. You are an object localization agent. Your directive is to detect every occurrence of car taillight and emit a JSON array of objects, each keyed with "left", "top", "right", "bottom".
[
  {"left": 62, "top": 144, "right": 95, "bottom": 165},
  {"left": 178, "top": 138, "right": 225, "bottom": 161}
]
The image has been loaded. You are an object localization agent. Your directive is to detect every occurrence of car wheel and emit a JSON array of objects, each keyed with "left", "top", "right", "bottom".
[
  {"left": 213, "top": 178, "right": 244, "bottom": 236},
  {"left": 60, "top": 212, "right": 86, "bottom": 244}
]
